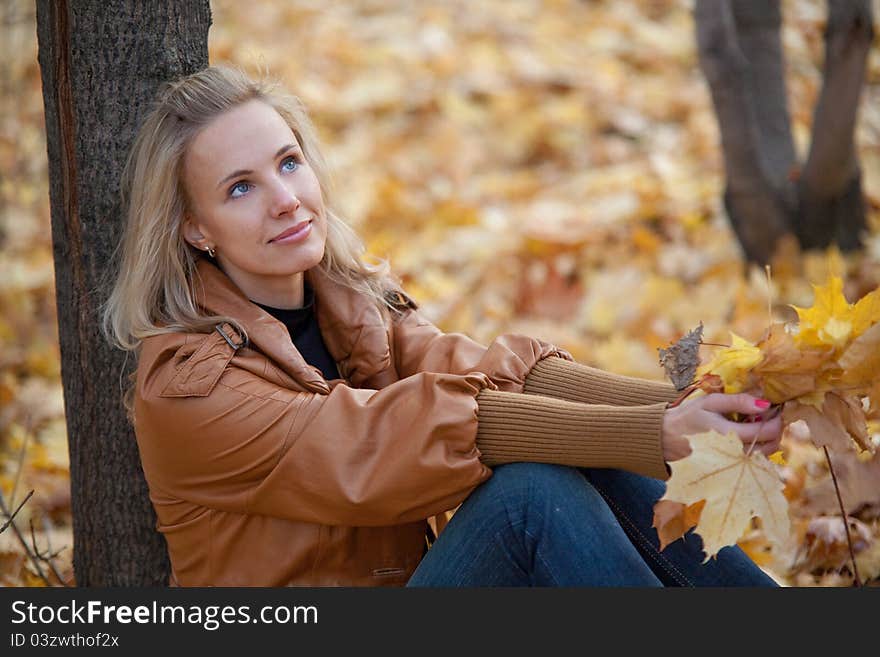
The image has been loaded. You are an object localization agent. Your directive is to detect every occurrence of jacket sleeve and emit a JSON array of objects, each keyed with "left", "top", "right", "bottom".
[
  {"left": 134, "top": 339, "right": 495, "bottom": 527},
  {"left": 390, "top": 306, "right": 572, "bottom": 394}
]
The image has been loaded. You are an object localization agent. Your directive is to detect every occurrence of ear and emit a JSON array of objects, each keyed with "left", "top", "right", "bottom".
[{"left": 182, "top": 213, "right": 211, "bottom": 251}]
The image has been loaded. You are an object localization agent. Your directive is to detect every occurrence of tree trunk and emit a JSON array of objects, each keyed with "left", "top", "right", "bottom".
[
  {"left": 35, "top": 0, "right": 211, "bottom": 586},
  {"left": 796, "top": 0, "right": 874, "bottom": 250},
  {"left": 695, "top": 0, "right": 874, "bottom": 266},
  {"left": 695, "top": 0, "right": 795, "bottom": 265}
]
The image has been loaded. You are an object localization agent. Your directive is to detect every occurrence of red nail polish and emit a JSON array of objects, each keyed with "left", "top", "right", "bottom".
[{"left": 755, "top": 399, "right": 770, "bottom": 409}]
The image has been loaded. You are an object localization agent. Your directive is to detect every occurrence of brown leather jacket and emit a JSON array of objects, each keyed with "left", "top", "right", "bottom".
[{"left": 133, "top": 259, "right": 568, "bottom": 586}]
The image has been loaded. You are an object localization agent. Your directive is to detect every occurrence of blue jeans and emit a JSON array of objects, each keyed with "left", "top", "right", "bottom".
[{"left": 407, "top": 463, "right": 778, "bottom": 586}]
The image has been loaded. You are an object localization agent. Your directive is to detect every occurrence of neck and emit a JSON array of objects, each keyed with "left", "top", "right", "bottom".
[{"left": 220, "top": 265, "right": 307, "bottom": 309}]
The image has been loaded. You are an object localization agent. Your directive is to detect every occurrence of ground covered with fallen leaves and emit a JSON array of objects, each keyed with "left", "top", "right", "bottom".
[{"left": 1, "top": 0, "right": 879, "bottom": 586}]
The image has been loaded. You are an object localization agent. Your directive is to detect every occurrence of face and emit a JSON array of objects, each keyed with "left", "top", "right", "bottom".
[{"left": 182, "top": 99, "right": 327, "bottom": 307}]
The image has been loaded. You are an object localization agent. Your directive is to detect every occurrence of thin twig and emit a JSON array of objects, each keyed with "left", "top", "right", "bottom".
[
  {"left": 0, "top": 489, "right": 33, "bottom": 534},
  {"left": 0, "top": 489, "right": 50, "bottom": 585},
  {"left": 31, "top": 518, "right": 71, "bottom": 586},
  {"left": 699, "top": 341, "right": 732, "bottom": 348},
  {"left": 40, "top": 516, "right": 71, "bottom": 586},
  {"left": 666, "top": 383, "right": 700, "bottom": 408},
  {"left": 822, "top": 445, "right": 861, "bottom": 587}
]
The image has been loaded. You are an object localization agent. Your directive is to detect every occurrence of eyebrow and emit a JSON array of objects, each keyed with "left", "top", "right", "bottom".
[{"left": 216, "top": 143, "right": 299, "bottom": 188}]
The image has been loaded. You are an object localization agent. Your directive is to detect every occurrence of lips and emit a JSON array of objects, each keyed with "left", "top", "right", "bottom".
[{"left": 269, "top": 220, "right": 311, "bottom": 243}]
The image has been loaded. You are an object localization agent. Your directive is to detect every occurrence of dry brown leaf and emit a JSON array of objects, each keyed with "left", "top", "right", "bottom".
[
  {"left": 802, "top": 515, "right": 874, "bottom": 573},
  {"left": 657, "top": 322, "right": 703, "bottom": 391},
  {"left": 823, "top": 393, "right": 871, "bottom": 453},
  {"left": 652, "top": 498, "right": 706, "bottom": 550},
  {"left": 0, "top": 550, "right": 29, "bottom": 587},
  {"left": 801, "top": 447, "right": 880, "bottom": 516},
  {"left": 783, "top": 393, "right": 873, "bottom": 453},
  {"left": 783, "top": 399, "right": 854, "bottom": 453},
  {"left": 750, "top": 325, "right": 825, "bottom": 403},
  {"left": 838, "top": 322, "right": 880, "bottom": 390},
  {"left": 737, "top": 528, "right": 778, "bottom": 568},
  {"left": 696, "top": 372, "right": 725, "bottom": 395}
]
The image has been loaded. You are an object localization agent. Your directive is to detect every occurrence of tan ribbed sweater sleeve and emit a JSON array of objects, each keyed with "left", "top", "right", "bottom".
[
  {"left": 475, "top": 389, "right": 670, "bottom": 480},
  {"left": 523, "top": 356, "right": 680, "bottom": 406}
]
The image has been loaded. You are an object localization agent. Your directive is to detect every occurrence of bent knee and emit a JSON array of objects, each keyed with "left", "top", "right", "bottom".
[{"left": 486, "top": 462, "right": 586, "bottom": 500}]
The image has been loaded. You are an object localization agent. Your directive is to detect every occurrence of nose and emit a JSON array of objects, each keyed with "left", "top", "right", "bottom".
[{"left": 269, "top": 177, "right": 301, "bottom": 218}]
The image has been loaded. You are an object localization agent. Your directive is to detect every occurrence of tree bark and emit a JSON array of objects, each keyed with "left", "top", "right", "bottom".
[
  {"left": 35, "top": 0, "right": 211, "bottom": 586},
  {"left": 695, "top": 0, "right": 794, "bottom": 265},
  {"left": 797, "top": 0, "right": 874, "bottom": 250},
  {"left": 695, "top": 0, "right": 874, "bottom": 265}
]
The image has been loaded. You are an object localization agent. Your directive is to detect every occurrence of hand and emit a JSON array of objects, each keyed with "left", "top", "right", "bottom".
[{"left": 661, "top": 393, "right": 783, "bottom": 463}]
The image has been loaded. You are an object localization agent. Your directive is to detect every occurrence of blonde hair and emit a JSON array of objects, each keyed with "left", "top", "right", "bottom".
[{"left": 101, "top": 65, "right": 399, "bottom": 409}]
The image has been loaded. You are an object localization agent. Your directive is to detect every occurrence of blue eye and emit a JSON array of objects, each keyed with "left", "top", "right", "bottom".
[
  {"left": 281, "top": 156, "right": 300, "bottom": 173},
  {"left": 229, "top": 181, "right": 250, "bottom": 199}
]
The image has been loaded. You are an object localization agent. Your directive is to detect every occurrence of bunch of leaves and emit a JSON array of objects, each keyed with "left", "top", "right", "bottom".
[{"left": 654, "top": 275, "right": 880, "bottom": 571}]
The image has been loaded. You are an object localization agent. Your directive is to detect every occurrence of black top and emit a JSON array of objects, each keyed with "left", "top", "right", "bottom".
[{"left": 253, "top": 281, "right": 341, "bottom": 381}]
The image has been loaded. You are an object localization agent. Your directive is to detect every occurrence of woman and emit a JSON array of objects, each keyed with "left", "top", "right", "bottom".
[{"left": 102, "top": 65, "right": 781, "bottom": 587}]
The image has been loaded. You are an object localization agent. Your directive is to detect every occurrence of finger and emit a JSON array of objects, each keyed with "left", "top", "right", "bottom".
[
  {"left": 758, "top": 414, "right": 783, "bottom": 440},
  {"left": 742, "top": 413, "right": 783, "bottom": 436},
  {"left": 756, "top": 440, "right": 782, "bottom": 456},
  {"left": 701, "top": 392, "right": 772, "bottom": 416},
  {"left": 753, "top": 420, "right": 783, "bottom": 451},
  {"left": 725, "top": 420, "right": 782, "bottom": 456},
  {"left": 719, "top": 415, "right": 783, "bottom": 444},
  {"left": 753, "top": 415, "right": 782, "bottom": 442},
  {"left": 743, "top": 405, "right": 781, "bottom": 423}
]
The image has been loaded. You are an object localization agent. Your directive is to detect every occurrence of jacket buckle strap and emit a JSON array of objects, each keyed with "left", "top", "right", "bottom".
[
  {"left": 384, "top": 288, "right": 419, "bottom": 312},
  {"left": 215, "top": 323, "right": 247, "bottom": 351}
]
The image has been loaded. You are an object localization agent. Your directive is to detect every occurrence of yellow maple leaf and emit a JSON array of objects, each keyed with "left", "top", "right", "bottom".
[
  {"left": 850, "top": 287, "right": 880, "bottom": 337},
  {"left": 696, "top": 333, "right": 762, "bottom": 393},
  {"left": 660, "top": 430, "right": 791, "bottom": 562},
  {"left": 791, "top": 277, "right": 852, "bottom": 350}
]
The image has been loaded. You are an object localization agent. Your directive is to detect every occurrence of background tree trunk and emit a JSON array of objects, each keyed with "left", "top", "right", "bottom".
[
  {"left": 35, "top": 0, "right": 211, "bottom": 586},
  {"left": 695, "top": 0, "right": 874, "bottom": 266}
]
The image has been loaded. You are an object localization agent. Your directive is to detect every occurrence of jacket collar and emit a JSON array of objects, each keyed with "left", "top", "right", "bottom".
[{"left": 192, "top": 258, "right": 391, "bottom": 392}]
